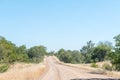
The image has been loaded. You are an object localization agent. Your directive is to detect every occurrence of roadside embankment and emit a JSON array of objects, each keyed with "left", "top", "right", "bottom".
[{"left": 53, "top": 56, "right": 120, "bottom": 78}]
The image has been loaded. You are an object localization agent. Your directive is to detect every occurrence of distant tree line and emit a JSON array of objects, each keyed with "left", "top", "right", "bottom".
[
  {"left": 55, "top": 41, "right": 112, "bottom": 63},
  {"left": 55, "top": 34, "right": 120, "bottom": 71},
  {"left": 0, "top": 36, "right": 47, "bottom": 64},
  {"left": 0, "top": 34, "right": 120, "bottom": 71}
]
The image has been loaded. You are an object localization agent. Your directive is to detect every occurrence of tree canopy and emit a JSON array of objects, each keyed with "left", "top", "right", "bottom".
[
  {"left": 0, "top": 34, "right": 120, "bottom": 71},
  {"left": 0, "top": 36, "right": 47, "bottom": 64}
]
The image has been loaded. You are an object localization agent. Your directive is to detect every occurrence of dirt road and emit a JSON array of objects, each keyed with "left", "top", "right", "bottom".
[{"left": 39, "top": 56, "right": 114, "bottom": 80}]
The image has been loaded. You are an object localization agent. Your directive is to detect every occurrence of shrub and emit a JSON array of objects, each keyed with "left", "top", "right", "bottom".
[
  {"left": 94, "top": 69, "right": 106, "bottom": 74},
  {"left": 102, "top": 63, "right": 112, "bottom": 71},
  {"left": 0, "top": 64, "right": 9, "bottom": 73},
  {"left": 91, "top": 63, "right": 98, "bottom": 68}
]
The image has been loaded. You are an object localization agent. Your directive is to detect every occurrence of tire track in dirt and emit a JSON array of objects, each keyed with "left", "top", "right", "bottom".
[
  {"left": 39, "top": 56, "right": 61, "bottom": 80},
  {"left": 39, "top": 56, "right": 116, "bottom": 80}
]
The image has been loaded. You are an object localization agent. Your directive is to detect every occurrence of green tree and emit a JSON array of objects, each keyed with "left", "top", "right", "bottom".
[
  {"left": 71, "top": 50, "right": 83, "bottom": 63},
  {"left": 56, "top": 49, "right": 72, "bottom": 63},
  {"left": 48, "top": 51, "right": 55, "bottom": 56},
  {"left": 92, "top": 41, "right": 112, "bottom": 62},
  {"left": 109, "top": 34, "right": 120, "bottom": 70},
  {"left": 16, "top": 45, "right": 28, "bottom": 62},
  {"left": 0, "top": 36, "right": 16, "bottom": 63},
  {"left": 80, "top": 40, "right": 95, "bottom": 63},
  {"left": 16, "top": 45, "right": 27, "bottom": 54},
  {"left": 28, "top": 45, "right": 47, "bottom": 63}
]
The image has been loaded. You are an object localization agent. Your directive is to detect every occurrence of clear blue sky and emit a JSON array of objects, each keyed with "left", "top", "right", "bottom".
[{"left": 0, "top": 0, "right": 120, "bottom": 51}]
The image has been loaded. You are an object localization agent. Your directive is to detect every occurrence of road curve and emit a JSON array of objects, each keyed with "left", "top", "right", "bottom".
[{"left": 39, "top": 56, "right": 114, "bottom": 80}]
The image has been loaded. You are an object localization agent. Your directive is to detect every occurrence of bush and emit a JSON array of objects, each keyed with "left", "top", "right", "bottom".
[
  {"left": 0, "top": 64, "right": 9, "bottom": 73},
  {"left": 102, "top": 63, "right": 112, "bottom": 71},
  {"left": 91, "top": 63, "right": 98, "bottom": 68},
  {"left": 93, "top": 69, "right": 106, "bottom": 74}
]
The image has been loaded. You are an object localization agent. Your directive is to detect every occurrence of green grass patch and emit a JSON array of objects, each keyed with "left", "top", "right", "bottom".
[
  {"left": 0, "top": 64, "right": 9, "bottom": 73},
  {"left": 91, "top": 63, "right": 98, "bottom": 68}
]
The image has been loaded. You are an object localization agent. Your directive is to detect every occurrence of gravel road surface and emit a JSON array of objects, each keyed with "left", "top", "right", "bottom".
[{"left": 40, "top": 56, "right": 115, "bottom": 80}]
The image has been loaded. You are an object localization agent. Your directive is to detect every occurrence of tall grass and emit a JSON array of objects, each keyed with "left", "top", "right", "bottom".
[{"left": 0, "top": 63, "right": 45, "bottom": 80}]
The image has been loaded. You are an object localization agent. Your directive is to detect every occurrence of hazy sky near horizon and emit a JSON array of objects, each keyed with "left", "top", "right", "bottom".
[{"left": 0, "top": 0, "right": 120, "bottom": 51}]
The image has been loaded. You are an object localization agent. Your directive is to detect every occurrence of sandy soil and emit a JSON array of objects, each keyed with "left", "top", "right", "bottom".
[
  {"left": 0, "top": 56, "right": 119, "bottom": 80},
  {"left": 40, "top": 56, "right": 116, "bottom": 80},
  {"left": 0, "top": 63, "right": 45, "bottom": 80}
]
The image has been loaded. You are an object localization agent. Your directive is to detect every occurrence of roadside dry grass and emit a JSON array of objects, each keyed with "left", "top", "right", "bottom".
[
  {"left": 66, "top": 62, "right": 120, "bottom": 78},
  {"left": 54, "top": 56, "right": 120, "bottom": 78},
  {"left": 0, "top": 62, "right": 45, "bottom": 80}
]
